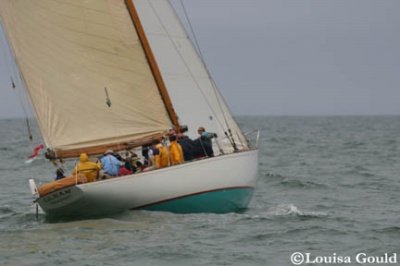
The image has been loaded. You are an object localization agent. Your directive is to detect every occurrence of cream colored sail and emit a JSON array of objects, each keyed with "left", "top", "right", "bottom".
[
  {"left": 132, "top": 0, "right": 249, "bottom": 153},
  {"left": 0, "top": 0, "right": 172, "bottom": 157}
]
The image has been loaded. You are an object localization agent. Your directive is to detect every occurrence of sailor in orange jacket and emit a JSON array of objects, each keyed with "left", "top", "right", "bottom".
[
  {"left": 169, "top": 135, "right": 184, "bottom": 165},
  {"left": 73, "top": 153, "right": 101, "bottom": 182}
]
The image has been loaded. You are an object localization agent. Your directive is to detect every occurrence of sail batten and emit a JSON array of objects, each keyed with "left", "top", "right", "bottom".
[{"left": 0, "top": 0, "right": 173, "bottom": 156}]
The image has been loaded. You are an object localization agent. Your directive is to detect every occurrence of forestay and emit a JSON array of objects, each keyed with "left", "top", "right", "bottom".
[
  {"left": 133, "top": 0, "right": 249, "bottom": 154},
  {"left": 0, "top": 0, "right": 172, "bottom": 157}
]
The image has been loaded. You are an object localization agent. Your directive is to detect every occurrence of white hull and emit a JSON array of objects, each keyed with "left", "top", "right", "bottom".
[{"left": 37, "top": 150, "right": 258, "bottom": 218}]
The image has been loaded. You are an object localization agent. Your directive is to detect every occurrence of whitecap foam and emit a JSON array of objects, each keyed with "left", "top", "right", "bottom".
[{"left": 265, "top": 204, "right": 328, "bottom": 218}]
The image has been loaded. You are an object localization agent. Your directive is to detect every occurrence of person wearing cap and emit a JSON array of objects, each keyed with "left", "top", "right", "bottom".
[
  {"left": 195, "top": 126, "right": 217, "bottom": 157},
  {"left": 73, "top": 153, "right": 101, "bottom": 182},
  {"left": 100, "top": 149, "right": 120, "bottom": 177}
]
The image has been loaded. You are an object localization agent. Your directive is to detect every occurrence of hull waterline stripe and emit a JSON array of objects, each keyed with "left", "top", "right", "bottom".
[{"left": 131, "top": 186, "right": 254, "bottom": 210}]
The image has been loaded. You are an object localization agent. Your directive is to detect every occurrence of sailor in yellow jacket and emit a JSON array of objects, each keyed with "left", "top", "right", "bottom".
[
  {"left": 73, "top": 153, "right": 101, "bottom": 182},
  {"left": 154, "top": 141, "right": 169, "bottom": 169},
  {"left": 169, "top": 135, "right": 184, "bottom": 165}
]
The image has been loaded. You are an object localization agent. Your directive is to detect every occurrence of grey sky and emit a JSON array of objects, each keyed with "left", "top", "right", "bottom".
[{"left": 1, "top": 0, "right": 400, "bottom": 118}]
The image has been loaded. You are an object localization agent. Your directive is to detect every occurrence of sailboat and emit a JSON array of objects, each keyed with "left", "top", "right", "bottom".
[{"left": 0, "top": 0, "right": 259, "bottom": 218}]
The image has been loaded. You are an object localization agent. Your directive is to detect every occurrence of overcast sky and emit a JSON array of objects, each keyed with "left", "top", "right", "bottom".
[{"left": 1, "top": 0, "right": 400, "bottom": 118}]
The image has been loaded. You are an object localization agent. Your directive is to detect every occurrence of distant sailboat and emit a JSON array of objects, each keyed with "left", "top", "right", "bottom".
[{"left": 0, "top": 0, "right": 258, "bottom": 219}]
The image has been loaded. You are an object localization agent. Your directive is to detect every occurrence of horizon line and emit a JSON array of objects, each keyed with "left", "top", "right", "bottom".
[{"left": 1, "top": 113, "right": 400, "bottom": 120}]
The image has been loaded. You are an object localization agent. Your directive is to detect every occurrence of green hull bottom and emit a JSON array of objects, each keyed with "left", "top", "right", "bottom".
[{"left": 141, "top": 187, "right": 254, "bottom": 214}]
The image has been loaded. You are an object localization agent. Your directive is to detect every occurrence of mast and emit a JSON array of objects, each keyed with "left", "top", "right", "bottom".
[{"left": 125, "top": 0, "right": 180, "bottom": 131}]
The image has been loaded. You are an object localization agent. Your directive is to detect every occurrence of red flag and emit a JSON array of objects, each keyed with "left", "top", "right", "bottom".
[{"left": 28, "top": 144, "right": 44, "bottom": 159}]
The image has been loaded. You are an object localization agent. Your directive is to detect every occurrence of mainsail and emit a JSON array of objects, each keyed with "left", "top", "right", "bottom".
[
  {"left": 0, "top": 0, "right": 249, "bottom": 158},
  {"left": 0, "top": 0, "right": 173, "bottom": 157},
  {"left": 132, "top": 0, "right": 249, "bottom": 153}
]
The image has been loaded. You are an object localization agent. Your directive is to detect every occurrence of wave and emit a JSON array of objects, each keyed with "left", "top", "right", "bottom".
[
  {"left": 0, "top": 205, "right": 17, "bottom": 221},
  {"left": 261, "top": 172, "right": 329, "bottom": 189},
  {"left": 340, "top": 166, "right": 375, "bottom": 178},
  {"left": 261, "top": 172, "right": 288, "bottom": 180},
  {"left": 0, "top": 205, "right": 13, "bottom": 214},
  {"left": 241, "top": 204, "right": 328, "bottom": 221},
  {"left": 266, "top": 204, "right": 328, "bottom": 218},
  {"left": 373, "top": 226, "right": 400, "bottom": 235},
  {"left": 342, "top": 141, "right": 366, "bottom": 149},
  {"left": 279, "top": 179, "right": 328, "bottom": 189},
  {"left": 269, "top": 137, "right": 297, "bottom": 144}
]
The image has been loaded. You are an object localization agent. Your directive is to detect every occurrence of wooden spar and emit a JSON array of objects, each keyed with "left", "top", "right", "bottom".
[
  {"left": 124, "top": 0, "right": 180, "bottom": 131},
  {"left": 52, "top": 132, "right": 164, "bottom": 159}
]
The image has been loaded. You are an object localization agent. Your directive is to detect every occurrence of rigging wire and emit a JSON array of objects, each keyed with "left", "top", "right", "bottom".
[
  {"left": 178, "top": 0, "right": 230, "bottom": 126},
  {"left": 0, "top": 21, "right": 34, "bottom": 142},
  {"left": 1, "top": 20, "right": 52, "bottom": 154},
  {"left": 178, "top": 0, "right": 240, "bottom": 150},
  {"left": 10, "top": 76, "right": 33, "bottom": 141},
  {"left": 150, "top": 0, "right": 241, "bottom": 153},
  {"left": 148, "top": 1, "right": 225, "bottom": 130}
]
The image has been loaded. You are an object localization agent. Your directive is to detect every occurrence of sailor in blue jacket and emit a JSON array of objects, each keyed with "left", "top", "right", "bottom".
[{"left": 100, "top": 149, "right": 121, "bottom": 176}]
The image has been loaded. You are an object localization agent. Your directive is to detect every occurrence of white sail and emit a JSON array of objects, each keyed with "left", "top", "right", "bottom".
[
  {"left": 132, "top": 0, "right": 249, "bottom": 153},
  {"left": 0, "top": 0, "right": 172, "bottom": 156}
]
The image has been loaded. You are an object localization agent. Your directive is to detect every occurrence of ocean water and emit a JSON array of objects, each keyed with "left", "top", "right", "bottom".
[{"left": 0, "top": 116, "right": 399, "bottom": 265}]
